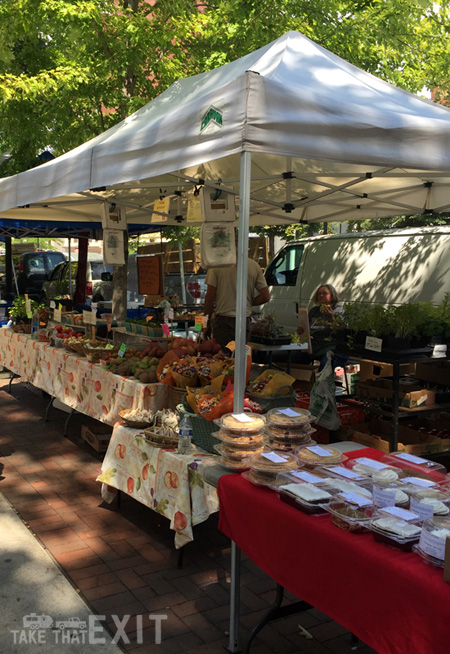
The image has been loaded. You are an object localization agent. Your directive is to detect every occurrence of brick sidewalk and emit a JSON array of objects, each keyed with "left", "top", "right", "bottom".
[{"left": 0, "top": 378, "right": 377, "bottom": 654}]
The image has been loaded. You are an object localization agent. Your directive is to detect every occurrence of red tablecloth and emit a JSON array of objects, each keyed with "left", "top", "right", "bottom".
[{"left": 218, "top": 448, "right": 450, "bottom": 654}]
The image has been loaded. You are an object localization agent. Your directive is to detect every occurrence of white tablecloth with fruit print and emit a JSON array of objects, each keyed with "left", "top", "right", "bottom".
[
  {"left": 97, "top": 422, "right": 219, "bottom": 548},
  {"left": 0, "top": 329, "right": 168, "bottom": 425}
]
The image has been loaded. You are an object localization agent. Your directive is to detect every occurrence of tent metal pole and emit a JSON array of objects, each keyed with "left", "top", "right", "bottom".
[
  {"left": 68, "top": 238, "right": 72, "bottom": 297},
  {"left": 234, "top": 151, "right": 251, "bottom": 414}
]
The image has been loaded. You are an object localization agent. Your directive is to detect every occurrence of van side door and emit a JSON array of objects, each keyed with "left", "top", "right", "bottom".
[{"left": 263, "top": 243, "right": 304, "bottom": 332}]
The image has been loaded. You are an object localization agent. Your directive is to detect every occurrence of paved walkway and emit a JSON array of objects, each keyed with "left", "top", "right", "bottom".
[{"left": 0, "top": 376, "right": 377, "bottom": 654}]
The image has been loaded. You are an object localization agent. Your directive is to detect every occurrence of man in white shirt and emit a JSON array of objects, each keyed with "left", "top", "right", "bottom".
[{"left": 203, "top": 259, "right": 270, "bottom": 348}]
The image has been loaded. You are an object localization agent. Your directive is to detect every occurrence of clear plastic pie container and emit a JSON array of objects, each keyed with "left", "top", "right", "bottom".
[
  {"left": 213, "top": 412, "right": 266, "bottom": 433},
  {"left": 265, "top": 435, "right": 314, "bottom": 453},
  {"left": 396, "top": 474, "right": 439, "bottom": 494},
  {"left": 278, "top": 482, "right": 332, "bottom": 515},
  {"left": 264, "top": 423, "right": 316, "bottom": 438},
  {"left": 370, "top": 507, "right": 422, "bottom": 551},
  {"left": 372, "top": 480, "right": 411, "bottom": 508},
  {"left": 346, "top": 457, "right": 403, "bottom": 482},
  {"left": 295, "top": 444, "right": 346, "bottom": 467},
  {"left": 242, "top": 469, "right": 286, "bottom": 490},
  {"left": 409, "top": 488, "right": 450, "bottom": 519},
  {"left": 266, "top": 407, "right": 313, "bottom": 427},
  {"left": 212, "top": 430, "right": 265, "bottom": 448},
  {"left": 325, "top": 493, "right": 375, "bottom": 533},
  {"left": 413, "top": 516, "right": 450, "bottom": 567},
  {"left": 217, "top": 455, "right": 252, "bottom": 471},
  {"left": 248, "top": 451, "right": 299, "bottom": 479},
  {"left": 321, "top": 464, "right": 371, "bottom": 484},
  {"left": 213, "top": 443, "right": 264, "bottom": 460},
  {"left": 381, "top": 452, "right": 447, "bottom": 479},
  {"left": 276, "top": 468, "right": 330, "bottom": 487}
]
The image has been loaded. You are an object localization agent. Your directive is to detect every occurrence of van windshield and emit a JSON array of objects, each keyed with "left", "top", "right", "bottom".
[{"left": 265, "top": 244, "right": 304, "bottom": 286}]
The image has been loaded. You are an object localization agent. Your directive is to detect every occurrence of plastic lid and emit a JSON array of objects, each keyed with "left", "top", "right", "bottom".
[
  {"left": 370, "top": 508, "right": 422, "bottom": 543},
  {"left": 325, "top": 495, "right": 375, "bottom": 527},
  {"left": 276, "top": 469, "right": 329, "bottom": 486},
  {"left": 249, "top": 451, "right": 298, "bottom": 472},
  {"left": 410, "top": 489, "right": 450, "bottom": 518},
  {"left": 266, "top": 407, "right": 312, "bottom": 426},
  {"left": 212, "top": 430, "right": 265, "bottom": 448},
  {"left": 213, "top": 443, "right": 264, "bottom": 459},
  {"left": 381, "top": 452, "right": 447, "bottom": 479},
  {"left": 347, "top": 457, "right": 402, "bottom": 482},
  {"left": 295, "top": 445, "right": 345, "bottom": 467},
  {"left": 415, "top": 516, "right": 450, "bottom": 566},
  {"left": 264, "top": 424, "right": 316, "bottom": 439},
  {"left": 215, "top": 412, "right": 266, "bottom": 433}
]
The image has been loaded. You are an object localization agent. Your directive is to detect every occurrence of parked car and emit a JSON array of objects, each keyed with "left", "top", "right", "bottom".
[
  {"left": 16, "top": 251, "right": 66, "bottom": 299},
  {"left": 40, "top": 259, "right": 111, "bottom": 303}
]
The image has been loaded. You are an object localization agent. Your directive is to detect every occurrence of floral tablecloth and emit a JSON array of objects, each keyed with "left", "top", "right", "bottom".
[
  {"left": 97, "top": 423, "right": 219, "bottom": 548},
  {"left": 0, "top": 329, "right": 168, "bottom": 425}
]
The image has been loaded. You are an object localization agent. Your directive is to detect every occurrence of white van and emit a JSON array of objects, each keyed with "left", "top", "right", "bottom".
[{"left": 262, "top": 226, "right": 450, "bottom": 332}]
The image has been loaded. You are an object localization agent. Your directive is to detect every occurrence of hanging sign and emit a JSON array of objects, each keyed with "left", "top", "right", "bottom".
[
  {"left": 101, "top": 202, "right": 127, "bottom": 230},
  {"left": 187, "top": 195, "right": 202, "bottom": 223},
  {"left": 103, "top": 229, "right": 125, "bottom": 265},
  {"left": 151, "top": 198, "right": 170, "bottom": 223},
  {"left": 137, "top": 255, "right": 163, "bottom": 296}
]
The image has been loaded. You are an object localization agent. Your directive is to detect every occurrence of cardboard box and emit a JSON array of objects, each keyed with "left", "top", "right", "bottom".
[
  {"left": 340, "top": 419, "right": 447, "bottom": 456},
  {"left": 354, "top": 358, "right": 414, "bottom": 382},
  {"left": 81, "top": 424, "right": 113, "bottom": 452},
  {"left": 414, "top": 360, "right": 450, "bottom": 386},
  {"left": 355, "top": 379, "right": 436, "bottom": 407},
  {"left": 278, "top": 363, "right": 318, "bottom": 392}
]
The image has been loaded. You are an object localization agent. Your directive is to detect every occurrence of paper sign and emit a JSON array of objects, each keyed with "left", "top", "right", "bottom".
[
  {"left": 409, "top": 498, "right": 434, "bottom": 521},
  {"left": 230, "top": 413, "right": 253, "bottom": 423},
  {"left": 25, "top": 299, "right": 31, "bottom": 314},
  {"left": 53, "top": 309, "right": 62, "bottom": 323},
  {"left": 261, "top": 452, "right": 287, "bottom": 464},
  {"left": 401, "top": 477, "right": 435, "bottom": 488},
  {"left": 194, "top": 322, "right": 202, "bottom": 332},
  {"left": 58, "top": 303, "right": 63, "bottom": 311},
  {"left": 151, "top": 197, "right": 170, "bottom": 223},
  {"left": 373, "top": 486, "right": 396, "bottom": 508},
  {"left": 105, "top": 314, "right": 112, "bottom": 333},
  {"left": 168, "top": 308, "right": 174, "bottom": 321},
  {"left": 26, "top": 311, "right": 33, "bottom": 319},
  {"left": 278, "top": 408, "right": 302, "bottom": 417},
  {"left": 91, "top": 302, "right": 98, "bottom": 311},
  {"left": 394, "top": 452, "right": 428, "bottom": 465},
  {"left": 118, "top": 343, "right": 127, "bottom": 358},
  {"left": 432, "top": 344, "right": 447, "bottom": 358},
  {"left": 419, "top": 529, "right": 448, "bottom": 562},
  {"left": 162, "top": 323, "right": 170, "bottom": 336},
  {"left": 50, "top": 301, "right": 56, "bottom": 309},
  {"left": 338, "top": 492, "right": 372, "bottom": 507},
  {"left": 380, "top": 506, "right": 419, "bottom": 521},
  {"left": 365, "top": 336, "right": 383, "bottom": 352},
  {"left": 328, "top": 466, "right": 363, "bottom": 480},
  {"left": 187, "top": 195, "right": 202, "bottom": 223},
  {"left": 306, "top": 445, "right": 333, "bottom": 457},
  {"left": 83, "top": 310, "right": 97, "bottom": 325},
  {"left": 291, "top": 470, "right": 323, "bottom": 484},
  {"left": 226, "top": 340, "right": 235, "bottom": 352},
  {"left": 355, "top": 457, "right": 389, "bottom": 470},
  {"left": 195, "top": 315, "right": 206, "bottom": 328}
]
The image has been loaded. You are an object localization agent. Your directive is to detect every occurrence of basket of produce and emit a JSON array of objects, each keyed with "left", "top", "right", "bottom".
[
  {"left": 63, "top": 337, "right": 86, "bottom": 355},
  {"left": 118, "top": 408, "right": 155, "bottom": 429},
  {"left": 245, "top": 386, "right": 297, "bottom": 412},
  {"left": 180, "top": 396, "right": 220, "bottom": 454},
  {"left": 83, "top": 340, "right": 118, "bottom": 362},
  {"left": 12, "top": 322, "right": 32, "bottom": 334}
]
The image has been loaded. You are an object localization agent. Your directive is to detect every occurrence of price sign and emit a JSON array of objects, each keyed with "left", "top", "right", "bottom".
[
  {"left": 162, "top": 323, "right": 170, "bottom": 336},
  {"left": 26, "top": 311, "right": 33, "bottom": 319},
  {"left": 53, "top": 308, "right": 62, "bottom": 323},
  {"left": 365, "top": 336, "right": 383, "bottom": 352},
  {"left": 50, "top": 301, "right": 56, "bottom": 309},
  {"left": 105, "top": 314, "right": 112, "bottom": 333},
  {"left": 118, "top": 343, "right": 127, "bottom": 358},
  {"left": 58, "top": 303, "right": 63, "bottom": 311},
  {"left": 25, "top": 299, "right": 32, "bottom": 314},
  {"left": 83, "top": 310, "right": 97, "bottom": 325}
]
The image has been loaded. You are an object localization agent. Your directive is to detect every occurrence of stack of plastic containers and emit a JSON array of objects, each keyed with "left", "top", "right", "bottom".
[
  {"left": 243, "top": 451, "right": 299, "bottom": 488},
  {"left": 263, "top": 407, "right": 315, "bottom": 453},
  {"left": 212, "top": 412, "right": 266, "bottom": 470}
]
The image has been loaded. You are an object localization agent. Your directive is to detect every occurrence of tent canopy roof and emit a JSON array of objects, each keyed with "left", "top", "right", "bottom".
[{"left": 2, "top": 30, "right": 450, "bottom": 227}]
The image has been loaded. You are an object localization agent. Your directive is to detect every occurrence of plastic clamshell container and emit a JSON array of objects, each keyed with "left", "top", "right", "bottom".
[
  {"left": 295, "top": 444, "right": 346, "bottom": 467},
  {"left": 410, "top": 489, "right": 450, "bottom": 520},
  {"left": 325, "top": 493, "right": 375, "bottom": 533},
  {"left": 266, "top": 407, "right": 313, "bottom": 427},
  {"left": 213, "top": 443, "right": 264, "bottom": 460},
  {"left": 248, "top": 451, "right": 299, "bottom": 474},
  {"left": 321, "top": 465, "right": 371, "bottom": 484},
  {"left": 217, "top": 455, "right": 251, "bottom": 471},
  {"left": 381, "top": 452, "right": 447, "bottom": 476},
  {"left": 346, "top": 457, "right": 403, "bottom": 482},
  {"left": 265, "top": 435, "right": 314, "bottom": 453},
  {"left": 242, "top": 469, "right": 285, "bottom": 490},
  {"left": 396, "top": 475, "right": 439, "bottom": 494},
  {"left": 211, "top": 430, "right": 265, "bottom": 448},
  {"left": 372, "top": 480, "right": 411, "bottom": 508},
  {"left": 213, "top": 412, "right": 266, "bottom": 433},
  {"left": 264, "top": 422, "right": 316, "bottom": 438},
  {"left": 319, "top": 478, "right": 373, "bottom": 500},
  {"left": 276, "top": 468, "right": 330, "bottom": 487},
  {"left": 414, "top": 516, "right": 450, "bottom": 567},
  {"left": 370, "top": 507, "right": 422, "bottom": 550},
  {"left": 279, "top": 482, "right": 332, "bottom": 515}
]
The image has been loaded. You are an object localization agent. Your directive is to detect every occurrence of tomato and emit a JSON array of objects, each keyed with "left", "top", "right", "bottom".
[{"left": 55, "top": 324, "right": 63, "bottom": 332}]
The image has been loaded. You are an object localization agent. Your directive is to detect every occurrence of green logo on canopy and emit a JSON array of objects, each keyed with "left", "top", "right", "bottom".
[{"left": 200, "top": 106, "right": 223, "bottom": 133}]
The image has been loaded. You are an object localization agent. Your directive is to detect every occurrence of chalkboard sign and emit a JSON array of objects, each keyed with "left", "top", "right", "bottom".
[{"left": 137, "top": 255, "right": 164, "bottom": 296}]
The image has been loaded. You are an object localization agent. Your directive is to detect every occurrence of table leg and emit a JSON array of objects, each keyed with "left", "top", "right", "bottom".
[
  {"left": 7, "top": 370, "right": 19, "bottom": 394},
  {"left": 225, "top": 540, "right": 241, "bottom": 654},
  {"left": 45, "top": 396, "right": 54, "bottom": 422},
  {"left": 391, "top": 360, "right": 399, "bottom": 451},
  {"left": 63, "top": 408, "right": 76, "bottom": 437}
]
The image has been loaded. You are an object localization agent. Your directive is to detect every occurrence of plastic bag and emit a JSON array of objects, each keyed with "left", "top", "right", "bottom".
[
  {"left": 308, "top": 352, "right": 341, "bottom": 430},
  {"left": 157, "top": 351, "right": 180, "bottom": 385},
  {"left": 197, "top": 391, "right": 234, "bottom": 421}
]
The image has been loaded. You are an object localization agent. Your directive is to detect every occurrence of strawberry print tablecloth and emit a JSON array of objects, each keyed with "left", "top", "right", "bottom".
[
  {"left": 0, "top": 329, "right": 169, "bottom": 424},
  {"left": 97, "top": 422, "right": 219, "bottom": 548}
]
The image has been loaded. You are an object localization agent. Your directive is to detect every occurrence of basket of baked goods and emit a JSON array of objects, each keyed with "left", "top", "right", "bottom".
[
  {"left": 118, "top": 408, "right": 155, "bottom": 429},
  {"left": 143, "top": 409, "right": 180, "bottom": 449},
  {"left": 245, "top": 370, "right": 297, "bottom": 412}
]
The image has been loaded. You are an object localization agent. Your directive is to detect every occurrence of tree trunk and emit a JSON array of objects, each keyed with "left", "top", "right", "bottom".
[{"left": 112, "top": 231, "right": 128, "bottom": 324}]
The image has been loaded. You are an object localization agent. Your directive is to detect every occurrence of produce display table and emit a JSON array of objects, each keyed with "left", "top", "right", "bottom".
[
  {"left": 218, "top": 447, "right": 450, "bottom": 654},
  {"left": 97, "top": 422, "right": 219, "bottom": 548},
  {"left": 0, "top": 329, "right": 168, "bottom": 425}
]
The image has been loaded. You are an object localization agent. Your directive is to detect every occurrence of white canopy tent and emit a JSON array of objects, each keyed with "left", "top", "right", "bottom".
[{"left": 2, "top": 29, "right": 450, "bottom": 408}]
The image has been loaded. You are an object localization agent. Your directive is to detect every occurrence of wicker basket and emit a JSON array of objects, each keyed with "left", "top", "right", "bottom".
[
  {"left": 12, "top": 323, "right": 32, "bottom": 334},
  {"left": 245, "top": 385, "right": 297, "bottom": 413},
  {"left": 168, "top": 385, "right": 188, "bottom": 411},
  {"left": 181, "top": 396, "right": 219, "bottom": 454}
]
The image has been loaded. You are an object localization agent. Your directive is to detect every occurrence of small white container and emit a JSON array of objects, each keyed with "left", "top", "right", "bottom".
[{"left": 414, "top": 516, "right": 450, "bottom": 567}]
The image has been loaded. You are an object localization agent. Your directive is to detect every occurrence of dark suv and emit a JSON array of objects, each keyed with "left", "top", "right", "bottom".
[{"left": 17, "top": 251, "right": 66, "bottom": 299}]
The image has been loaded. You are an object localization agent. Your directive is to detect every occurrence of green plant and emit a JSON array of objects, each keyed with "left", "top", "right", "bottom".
[
  {"left": 52, "top": 280, "right": 69, "bottom": 297},
  {"left": 9, "top": 296, "right": 43, "bottom": 320}
]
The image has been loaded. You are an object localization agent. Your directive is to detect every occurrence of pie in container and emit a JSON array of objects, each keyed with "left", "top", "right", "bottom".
[
  {"left": 214, "top": 430, "right": 265, "bottom": 446},
  {"left": 266, "top": 407, "right": 312, "bottom": 426},
  {"left": 249, "top": 452, "right": 298, "bottom": 473},
  {"left": 220, "top": 412, "right": 266, "bottom": 432},
  {"left": 296, "top": 446, "right": 344, "bottom": 465}
]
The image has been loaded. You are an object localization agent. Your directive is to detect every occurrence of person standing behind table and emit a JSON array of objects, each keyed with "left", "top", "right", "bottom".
[
  {"left": 203, "top": 259, "right": 270, "bottom": 349},
  {"left": 297, "top": 283, "right": 344, "bottom": 365}
]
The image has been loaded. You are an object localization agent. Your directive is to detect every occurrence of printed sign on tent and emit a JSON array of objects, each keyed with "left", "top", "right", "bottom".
[
  {"left": 103, "top": 229, "right": 125, "bottom": 265},
  {"left": 151, "top": 198, "right": 170, "bottom": 223},
  {"left": 101, "top": 202, "right": 127, "bottom": 230}
]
